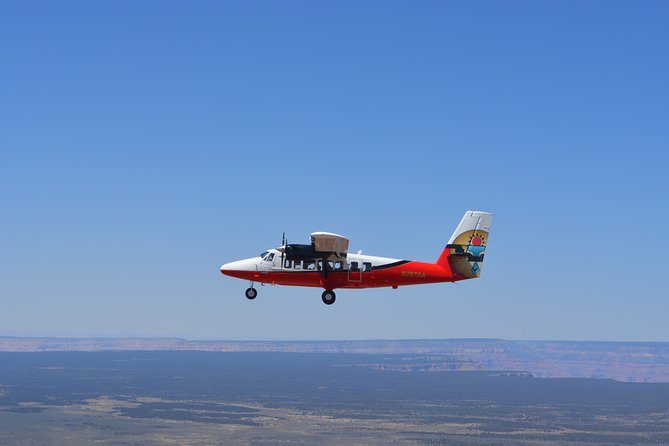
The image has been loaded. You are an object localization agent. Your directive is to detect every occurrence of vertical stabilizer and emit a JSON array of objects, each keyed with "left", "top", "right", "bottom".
[{"left": 437, "top": 211, "right": 493, "bottom": 278}]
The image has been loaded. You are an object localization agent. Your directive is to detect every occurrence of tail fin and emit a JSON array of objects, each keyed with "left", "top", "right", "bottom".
[{"left": 437, "top": 210, "right": 493, "bottom": 279}]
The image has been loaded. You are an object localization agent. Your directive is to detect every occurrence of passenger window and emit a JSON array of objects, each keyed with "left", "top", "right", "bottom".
[
  {"left": 334, "top": 261, "right": 342, "bottom": 270},
  {"left": 317, "top": 260, "right": 323, "bottom": 270},
  {"left": 284, "top": 259, "right": 291, "bottom": 269},
  {"left": 294, "top": 261, "right": 302, "bottom": 270},
  {"left": 350, "top": 262, "right": 359, "bottom": 272},
  {"left": 327, "top": 261, "right": 334, "bottom": 269},
  {"left": 363, "top": 262, "right": 372, "bottom": 272},
  {"left": 304, "top": 260, "right": 315, "bottom": 270}
]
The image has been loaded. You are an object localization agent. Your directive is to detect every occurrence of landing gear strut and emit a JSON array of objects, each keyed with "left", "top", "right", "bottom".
[
  {"left": 321, "top": 289, "right": 336, "bottom": 305},
  {"left": 245, "top": 287, "right": 257, "bottom": 300}
]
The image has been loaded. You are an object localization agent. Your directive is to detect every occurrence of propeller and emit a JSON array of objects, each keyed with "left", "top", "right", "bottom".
[{"left": 281, "top": 232, "right": 286, "bottom": 267}]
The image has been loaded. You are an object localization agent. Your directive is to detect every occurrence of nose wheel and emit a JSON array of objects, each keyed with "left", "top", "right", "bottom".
[
  {"left": 245, "top": 287, "right": 257, "bottom": 300},
  {"left": 321, "top": 290, "right": 336, "bottom": 305}
]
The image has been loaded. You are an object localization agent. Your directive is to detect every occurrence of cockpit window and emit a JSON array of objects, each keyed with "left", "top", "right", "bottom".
[{"left": 260, "top": 251, "right": 275, "bottom": 261}]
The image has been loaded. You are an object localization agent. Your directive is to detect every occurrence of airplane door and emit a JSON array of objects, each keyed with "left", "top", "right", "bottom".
[{"left": 347, "top": 257, "right": 362, "bottom": 282}]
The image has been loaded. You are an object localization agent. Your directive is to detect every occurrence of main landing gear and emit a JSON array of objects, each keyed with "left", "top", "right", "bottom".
[{"left": 321, "top": 289, "right": 336, "bottom": 305}]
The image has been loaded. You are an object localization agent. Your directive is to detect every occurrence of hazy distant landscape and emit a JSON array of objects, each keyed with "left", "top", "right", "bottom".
[
  {"left": 1, "top": 350, "right": 668, "bottom": 445},
  {"left": 2, "top": 337, "right": 668, "bottom": 383}
]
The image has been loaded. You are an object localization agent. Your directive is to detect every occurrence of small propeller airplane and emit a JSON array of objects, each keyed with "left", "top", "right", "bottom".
[{"left": 220, "top": 210, "right": 492, "bottom": 305}]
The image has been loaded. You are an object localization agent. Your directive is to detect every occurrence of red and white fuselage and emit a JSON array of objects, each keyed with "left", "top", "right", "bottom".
[
  {"left": 220, "top": 211, "right": 493, "bottom": 304},
  {"left": 221, "top": 252, "right": 463, "bottom": 289}
]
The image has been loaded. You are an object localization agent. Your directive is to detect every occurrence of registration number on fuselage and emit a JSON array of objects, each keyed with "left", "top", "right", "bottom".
[{"left": 401, "top": 271, "right": 426, "bottom": 279}]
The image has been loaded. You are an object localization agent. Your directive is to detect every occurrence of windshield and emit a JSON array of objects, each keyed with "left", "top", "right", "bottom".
[{"left": 260, "top": 251, "right": 275, "bottom": 261}]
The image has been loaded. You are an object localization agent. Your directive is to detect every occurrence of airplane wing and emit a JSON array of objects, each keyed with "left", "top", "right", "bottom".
[{"left": 310, "top": 232, "right": 349, "bottom": 257}]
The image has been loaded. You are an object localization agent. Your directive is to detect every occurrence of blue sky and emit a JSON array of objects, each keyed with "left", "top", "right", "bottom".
[{"left": 1, "top": 1, "right": 667, "bottom": 341}]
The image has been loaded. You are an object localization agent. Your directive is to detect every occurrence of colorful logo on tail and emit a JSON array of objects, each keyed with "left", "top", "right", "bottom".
[
  {"left": 446, "top": 230, "right": 488, "bottom": 278},
  {"left": 467, "top": 234, "right": 486, "bottom": 275}
]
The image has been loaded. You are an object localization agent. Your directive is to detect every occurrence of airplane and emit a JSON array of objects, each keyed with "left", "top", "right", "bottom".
[{"left": 220, "top": 210, "right": 492, "bottom": 305}]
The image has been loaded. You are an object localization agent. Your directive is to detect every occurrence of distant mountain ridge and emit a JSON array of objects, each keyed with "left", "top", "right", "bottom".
[{"left": 1, "top": 337, "right": 668, "bottom": 383}]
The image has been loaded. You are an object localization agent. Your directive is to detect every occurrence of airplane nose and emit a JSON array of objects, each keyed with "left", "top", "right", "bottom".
[
  {"left": 220, "top": 260, "right": 246, "bottom": 275},
  {"left": 220, "top": 262, "right": 233, "bottom": 274}
]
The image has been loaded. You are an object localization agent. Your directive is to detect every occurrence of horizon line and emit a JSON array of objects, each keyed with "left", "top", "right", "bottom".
[{"left": 1, "top": 335, "right": 668, "bottom": 345}]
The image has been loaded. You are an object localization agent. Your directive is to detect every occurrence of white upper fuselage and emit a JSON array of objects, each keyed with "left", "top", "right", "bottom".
[{"left": 220, "top": 249, "right": 402, "bottom": 273}]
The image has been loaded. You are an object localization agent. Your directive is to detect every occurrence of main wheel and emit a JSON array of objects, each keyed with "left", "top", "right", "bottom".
[
  {"left": 321, "top": 290, "right": 336, "bottom": 305},
  {"left": 245, "top": 287, "right": 257, "bottom": 300}
]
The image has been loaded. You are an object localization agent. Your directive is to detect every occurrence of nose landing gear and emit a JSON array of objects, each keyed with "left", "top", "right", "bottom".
[
  {"left": 245, "top": 287, "right": 257, "bottom": 300},
  {"left": 321, "top": 290, "right": 336, "bottom": 305}
]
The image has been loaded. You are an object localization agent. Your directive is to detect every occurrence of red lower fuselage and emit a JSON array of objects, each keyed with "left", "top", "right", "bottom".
[{"left": 221, "top": 258, "right": 467, "bottom": 290}]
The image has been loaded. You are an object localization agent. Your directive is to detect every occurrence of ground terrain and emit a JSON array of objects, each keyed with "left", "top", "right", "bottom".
[{"left": 1, "top": 351, "right": 668, "bottom": 445}]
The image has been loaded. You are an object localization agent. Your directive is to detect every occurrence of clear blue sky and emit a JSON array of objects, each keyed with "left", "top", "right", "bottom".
[{"left": 1, "top": 1, "right": 667, "bottom": 341}]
